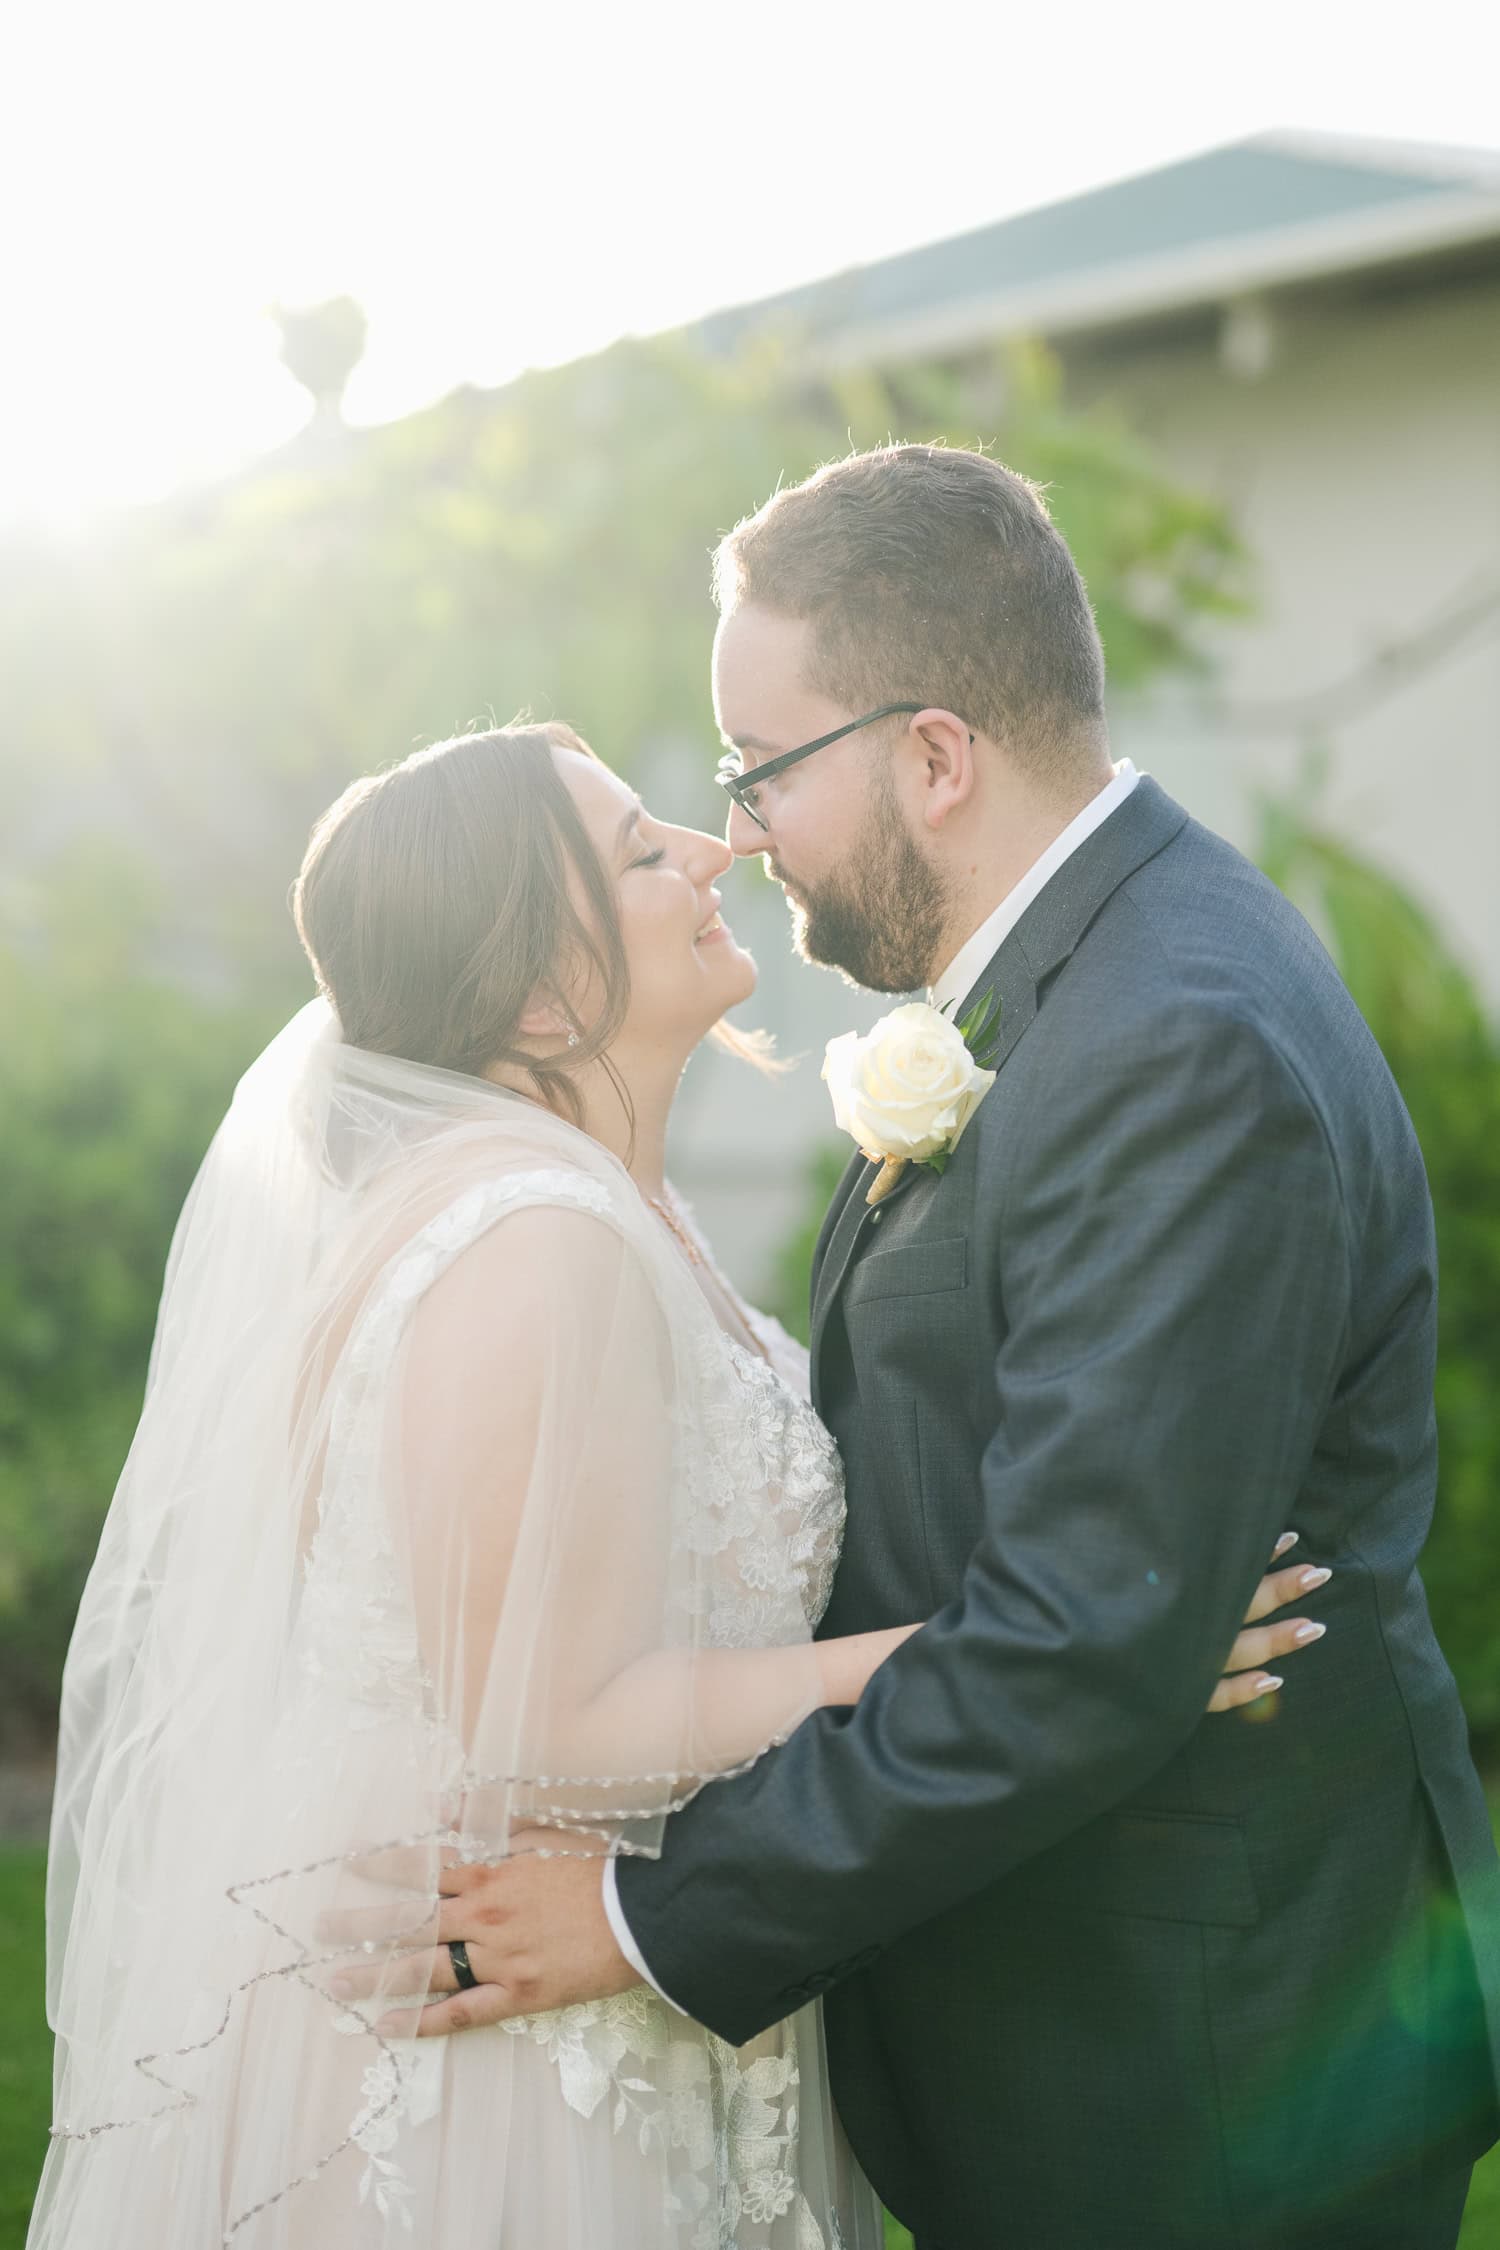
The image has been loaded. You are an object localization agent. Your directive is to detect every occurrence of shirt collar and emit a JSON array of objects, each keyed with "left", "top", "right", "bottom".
[{"left": 929, "top": 760, "right": 1141, "bottom": 1018}]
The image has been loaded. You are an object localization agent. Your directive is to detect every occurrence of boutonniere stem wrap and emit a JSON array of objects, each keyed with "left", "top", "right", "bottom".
[{"left": 823, "top": 991, "right": 1001, "bottom": 1207}]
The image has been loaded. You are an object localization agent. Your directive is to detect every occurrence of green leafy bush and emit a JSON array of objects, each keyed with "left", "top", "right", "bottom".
[
  {"left": 0, "top": 855, "right": 287, "bottom": 1749},
  {"left": 1259, "top": 773, "right": 1500, "bottom": 1748}
]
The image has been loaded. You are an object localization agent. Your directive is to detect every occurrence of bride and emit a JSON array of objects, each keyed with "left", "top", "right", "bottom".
[{"left": 31, "top": 722, "right": 1319, "bottom": 2248}]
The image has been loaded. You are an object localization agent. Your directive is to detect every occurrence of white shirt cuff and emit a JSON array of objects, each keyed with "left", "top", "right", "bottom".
[{"left": 602, "top": 1856, "right": 689, "bottom": 2015}]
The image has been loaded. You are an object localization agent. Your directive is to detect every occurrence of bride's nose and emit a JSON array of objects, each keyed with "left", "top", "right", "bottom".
[{"left": 682, "top": 826, "right": 734, "bottom": 881}]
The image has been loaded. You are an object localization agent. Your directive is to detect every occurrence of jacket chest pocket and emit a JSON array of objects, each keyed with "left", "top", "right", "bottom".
[{"left": 843, "top": 1233, "right": 969, "bottom": 1308}]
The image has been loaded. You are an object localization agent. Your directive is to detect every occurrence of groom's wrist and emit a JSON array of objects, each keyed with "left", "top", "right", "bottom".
[{"left": 601, "top": 1856, "right": 688, "bottom": 2013}]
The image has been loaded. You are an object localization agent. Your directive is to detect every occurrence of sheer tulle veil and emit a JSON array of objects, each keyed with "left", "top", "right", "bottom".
[{"left": 30, "top": 1000, "right": 825, "bottom": 2246}]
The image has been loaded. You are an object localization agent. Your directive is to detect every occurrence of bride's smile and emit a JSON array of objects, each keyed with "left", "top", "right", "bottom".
[{"left": 550, "top": 747, "right": 757, "bottom": 1049}]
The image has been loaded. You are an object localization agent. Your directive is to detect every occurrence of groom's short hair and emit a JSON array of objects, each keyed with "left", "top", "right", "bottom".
[{"left": 714, "top": 444, "right": 1107, "bottom": 780}]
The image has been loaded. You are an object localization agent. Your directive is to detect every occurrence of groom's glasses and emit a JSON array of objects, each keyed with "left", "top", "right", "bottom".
[{"left": 714, "top": 703, "right": 926, "bottom": 832}]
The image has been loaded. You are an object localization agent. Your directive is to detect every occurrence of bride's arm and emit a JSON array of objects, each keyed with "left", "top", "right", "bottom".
[
  {"left": 563, "top": 1624, "right": 923, "bottom": 1775},
  {"left": 573, "top": 1544, "right": 1328, "bottom": 1772},
  {"left": 399, "top": 1201, "right": 843, "bottom": 1795}
]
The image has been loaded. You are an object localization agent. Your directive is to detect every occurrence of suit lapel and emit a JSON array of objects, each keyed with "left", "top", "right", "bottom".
[
  {"left": 811, "top": 1138, "right": 926, "bottom": 1343},
  {"left": 809, "top": 1147, "right": 869, "bottom": 1307},
  {"left": 809, "top": 776, "right": 1190, "bottom": 1384},
  {"left": 810, "top": 932, "right": 1039, "bottom": 1386}
]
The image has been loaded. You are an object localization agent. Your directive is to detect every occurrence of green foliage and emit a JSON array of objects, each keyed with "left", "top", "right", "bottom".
[
  {"left": 1258, "top": 765, "right": 1500, "bottom": 1746},
  {"left": 0, "top": 856, "right": 288, "bottom": 1747},
  {"left": 767, "top": 1143, "right": 854, "bottom": 1348},
  {"left": 955, "top": 987, "right": 1003, "bottom": 1069},
  {"left": 0, "top": 1847, "right": 51, "bottom": 2243},
  {"left": 0, "top": 330, "right": 1245, "bottom": 989}
]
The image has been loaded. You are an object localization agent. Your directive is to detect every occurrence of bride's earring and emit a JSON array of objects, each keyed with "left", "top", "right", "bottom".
[{"left": 566, "top": 1030, "right": 580, "bottom": 1049}]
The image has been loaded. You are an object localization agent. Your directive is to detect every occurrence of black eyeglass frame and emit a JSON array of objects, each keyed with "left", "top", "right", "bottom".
[{"left": 715, "top": 702, "right": 930, "bottom": 833}]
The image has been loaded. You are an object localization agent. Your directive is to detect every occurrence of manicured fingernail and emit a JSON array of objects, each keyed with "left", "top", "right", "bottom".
[
  {"left": 1299, "top": 1566, "right": 1331, "bottom": 1591},
  {"left": 1255, "top": 1675, "right": 1284, "bottom": 1694},
  {"left": 330, "top": 1976, "right": 353, "bottom": 1998},
  {"left": 1274, "top": 1532, "right": 1299, "bottom": 1557},
  {"left": 1293, "top": 1621, "right": 1326, "bottom": 1644}
]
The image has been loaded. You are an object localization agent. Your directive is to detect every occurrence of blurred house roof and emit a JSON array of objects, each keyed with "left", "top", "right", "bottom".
[{"left": 698, "top": 131, "right": 1500, "bottom": 364}]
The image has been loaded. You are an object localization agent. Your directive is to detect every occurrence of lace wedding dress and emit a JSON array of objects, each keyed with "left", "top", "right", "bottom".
[
  {"left": 32, "top": 1007, "right": 884, "bottom": 2250},
  {"left": 303, "top": 1177, "right": 877, "bottom": 2250}
]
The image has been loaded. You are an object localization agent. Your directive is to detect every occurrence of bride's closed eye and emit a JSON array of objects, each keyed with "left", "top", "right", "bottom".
[{"left": 630, "top": 847, "right": 667, "bottom": 870}]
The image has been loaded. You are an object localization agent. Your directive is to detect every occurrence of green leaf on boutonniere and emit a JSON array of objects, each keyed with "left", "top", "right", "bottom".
[
  {"left": 925, "top": 1147, "right": 952, "bottom": 1176},
  {"left": 955, "top": 987, "right": 1003, "bottom": 1069}
]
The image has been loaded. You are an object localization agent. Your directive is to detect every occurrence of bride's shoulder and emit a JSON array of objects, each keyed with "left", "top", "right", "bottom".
[
  {"left": 348, "top": 1162, "right": 640, "bottom": 1333},
  {"left": 424, "top": 1164, "right": 621, "bottom": 1245}
]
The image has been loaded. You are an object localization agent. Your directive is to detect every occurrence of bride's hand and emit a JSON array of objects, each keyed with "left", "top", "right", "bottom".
[{"left": 1207, "top": 1532, "right": 1330, "bottom": 1714}]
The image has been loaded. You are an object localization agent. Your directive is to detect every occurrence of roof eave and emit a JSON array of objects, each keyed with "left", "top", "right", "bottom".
[{"left": 799, "top": 188, "right": 1500, "bottom": 371}]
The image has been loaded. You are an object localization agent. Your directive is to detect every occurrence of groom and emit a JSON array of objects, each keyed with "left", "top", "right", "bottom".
[{"left": 416, "top": 447, "right": 1500, "bottom": 2245}]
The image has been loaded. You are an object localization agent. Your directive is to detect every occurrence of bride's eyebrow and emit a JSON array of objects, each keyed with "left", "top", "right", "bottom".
[{"left": 615, "top": 802, "right": 644, "bottom": 853}]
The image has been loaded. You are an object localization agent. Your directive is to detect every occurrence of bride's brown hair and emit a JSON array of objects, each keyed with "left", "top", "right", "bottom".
[
  {"left": 292, "top": 729, "right": 634, "bottom": 1134},
  {"left": 292, "top": 722, "right": 632, "bottom": 1128}
]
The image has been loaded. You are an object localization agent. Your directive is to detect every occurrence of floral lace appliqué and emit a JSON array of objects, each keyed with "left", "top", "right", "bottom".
[
  {"left": 502, "top": 1995, "right": 832, "bottom": 2249},
  {"left": 672, "top": 1338, "right": 844, "bottom": 1651}
]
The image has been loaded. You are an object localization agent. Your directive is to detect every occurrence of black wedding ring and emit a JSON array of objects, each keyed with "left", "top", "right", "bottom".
[{"left": 448, "top": 1938, "right": 479, "bottom": 1991}]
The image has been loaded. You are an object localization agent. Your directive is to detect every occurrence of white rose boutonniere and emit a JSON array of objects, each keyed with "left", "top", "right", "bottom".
[{"left": 822, "top": 990, "right": 1002, "bottom": 1207}]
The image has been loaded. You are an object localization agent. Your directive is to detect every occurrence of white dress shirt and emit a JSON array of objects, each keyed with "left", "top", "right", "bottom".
[
  {"left": 928, "top": 759, "right": 1139, "bottom": 1014},
  {"left": 603, "top": 758, "right": 1142, "bottom": 2006}
]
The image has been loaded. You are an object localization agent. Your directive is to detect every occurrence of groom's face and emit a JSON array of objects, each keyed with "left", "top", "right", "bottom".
[{"left": 713, "top": 603, "right": 951, "bottom": 993}]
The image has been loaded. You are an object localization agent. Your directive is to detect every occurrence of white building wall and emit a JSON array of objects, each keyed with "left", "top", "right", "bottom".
[{"left": 1088, "top": 277, "right": 1500, "bottom": 996}]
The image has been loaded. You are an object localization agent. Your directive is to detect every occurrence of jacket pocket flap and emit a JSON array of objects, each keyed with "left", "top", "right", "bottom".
[
  {"left": 845, "top": 1235, "right": 969, "bottom": 1306},
  {"left": 1009, "top": 1809, "right": 1261, "bottom": 1929}
]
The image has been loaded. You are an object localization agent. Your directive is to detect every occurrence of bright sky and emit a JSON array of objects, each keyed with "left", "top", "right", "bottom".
[{"left": 4, "top": 0, "right": 1497, "bottom": 528}]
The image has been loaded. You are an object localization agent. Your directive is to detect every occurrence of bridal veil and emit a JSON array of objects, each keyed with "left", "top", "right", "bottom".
[{"left": 30, "top": 1002, "right": 831, "bottom": 2246}]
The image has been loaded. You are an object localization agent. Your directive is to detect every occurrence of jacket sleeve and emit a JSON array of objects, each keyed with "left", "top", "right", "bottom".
[{"left": 615, "top": 995, "right": 1352, "bottom": 2044}]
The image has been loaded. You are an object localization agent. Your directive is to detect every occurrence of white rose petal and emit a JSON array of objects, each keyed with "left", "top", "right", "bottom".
[{"left": 822, "top": 1003, "right": 996, "bottom": 1164}]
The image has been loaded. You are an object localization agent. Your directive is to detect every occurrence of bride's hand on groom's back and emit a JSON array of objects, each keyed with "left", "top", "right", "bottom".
[{"left": 1207, "top": 1531, "right": 1331, "bottom": 1714}]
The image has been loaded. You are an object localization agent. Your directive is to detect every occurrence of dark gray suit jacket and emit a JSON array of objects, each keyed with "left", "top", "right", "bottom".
[{"left": 619, "top": 780, "right": 1500, "bottom": 2247}]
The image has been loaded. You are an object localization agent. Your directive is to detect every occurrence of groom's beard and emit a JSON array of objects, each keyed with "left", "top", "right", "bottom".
[{"left": 776, "top": 774, "right": 952, "bottom": 995}]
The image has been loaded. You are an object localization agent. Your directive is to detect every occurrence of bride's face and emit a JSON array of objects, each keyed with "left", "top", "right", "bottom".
[{"left": 554, "top": 749, "right": 757, "bottom": 1049}]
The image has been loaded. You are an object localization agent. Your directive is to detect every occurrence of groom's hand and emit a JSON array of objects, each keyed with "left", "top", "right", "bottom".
[{"left": 322, "top": 1840, "right": 641, "bottom": 2038}]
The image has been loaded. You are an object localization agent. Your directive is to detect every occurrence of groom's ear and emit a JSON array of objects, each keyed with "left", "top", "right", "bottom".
[{"left": 906, "top": 708, "right": 977, "bottom": 832}]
